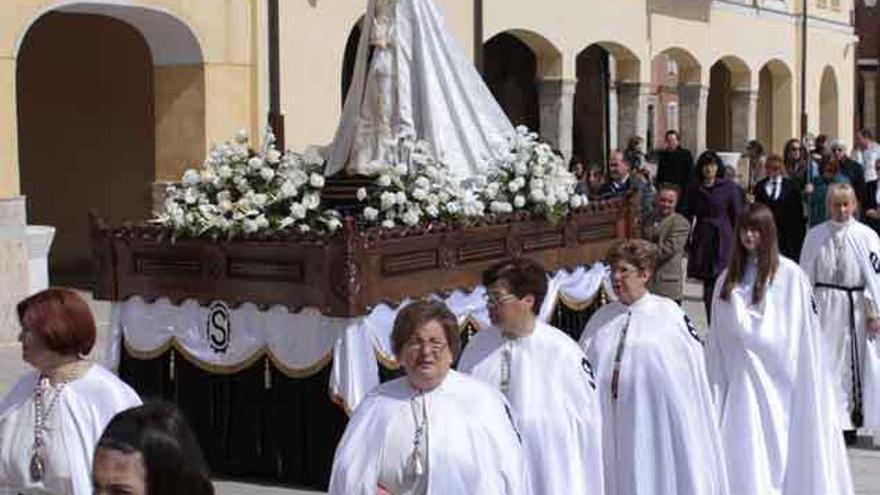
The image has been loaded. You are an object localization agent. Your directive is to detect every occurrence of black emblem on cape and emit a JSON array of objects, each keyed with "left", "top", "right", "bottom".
[
  {"left": 206, "top": 301, "right": 231, "bottom": 354},
  {"left": 581, "top": 358, "right": 596, "bottom": 389},
  {"left": 871, "top": 252, "right": 880, "bottom": 275},
  {"left": 811, "top": 294, "right": 819, "bottom": 316},
  {"left": 684, "top": 314, "right": 702, "bottom": 344}
]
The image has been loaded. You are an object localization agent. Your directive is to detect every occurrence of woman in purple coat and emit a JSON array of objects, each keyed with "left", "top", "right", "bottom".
[{"left": 685, "top": 151, "right": 744, "bottom": 322}]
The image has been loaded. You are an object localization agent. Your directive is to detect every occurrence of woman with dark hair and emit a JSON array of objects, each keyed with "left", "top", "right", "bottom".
[
  {"left": 93, "top": 402, "right": 214, "bottom": 495},
  {"left": 685, "top": 150, "right": 744, "bottom": 322},
  {"left": 783, "top": 137, "right": 817, "bottom": 194},
  {"left": 708, "top": 204, "right": 854, "bottom": 495},
  {"left": 0, "top": 288, "right": 141, "bottom": 495},
  {"left": 329, "top": 300, "right": 527, "bottom": 495}
]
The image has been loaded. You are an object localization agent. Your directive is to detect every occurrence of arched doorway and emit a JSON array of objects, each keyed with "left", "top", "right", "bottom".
[
  {"left": 482, "top": 32, "right": 541, "bottom": 131},
  {"left": 707, "top": 56, "right": 752, "bottom": 152},
  {"left": 574, "top": 45, "right": 611, "bottom": 165},
  {"left": 820, "top": 66, "right": 839, "bottom": 139},
  {"left": 756, "top": 60, "right": 794, "bottom": 154},
  {"left": 16, "top": 5, "right": 204, "bottom": 287}
]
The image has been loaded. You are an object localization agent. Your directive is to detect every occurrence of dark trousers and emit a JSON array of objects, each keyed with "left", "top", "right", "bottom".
[{"left": 703, "top": 276, "right": 717, "bottom": 324}]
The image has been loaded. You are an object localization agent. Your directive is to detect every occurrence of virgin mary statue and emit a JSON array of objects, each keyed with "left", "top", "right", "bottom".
[{"left": 325, "top": 0, "right": 515, "bottom": 179}]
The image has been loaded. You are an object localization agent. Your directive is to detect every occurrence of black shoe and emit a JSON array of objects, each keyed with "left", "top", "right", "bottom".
[{"left": 843, "top": 430, "right": 858, "bottom": 446}]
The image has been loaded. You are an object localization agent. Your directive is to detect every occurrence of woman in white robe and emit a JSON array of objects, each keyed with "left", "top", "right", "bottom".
[
  {"left": 708, "top": 203, "right": 853, "bottom": 495},
  {"left": 328, "top": 300, "right": 528, "bottom": 495},
  {"left": 800, "top": 182, "right": 880, "bottom": 443},
  {"left": 580, "top": 240, "right": 729, "bottom": 495},
  {"left": 326, "top": 0, "right": 514, "bottom": 179},
  {"left": 0, "top": 288, "right": 141, "bottom": 495}
]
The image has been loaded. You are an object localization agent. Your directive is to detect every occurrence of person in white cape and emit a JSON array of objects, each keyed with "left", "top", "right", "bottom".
[
  {"left": 458, "top": 259, "right": 604, "bottom": 495},
  {"left": 325, "top": 0, "right": 514, "bottom": 179},
  {"left": 800, "top": 182, "right": 880, "bottom": 445},
  {"left": 708, "top": 203, "right": 853, "bottom": 495},
  {"left": 328, "top": 300, "right": 528, "bottom": 495},
  {"left": 0, "top": 288, "right": 142, "bottom": 495},
  {"left": 580, "top": 239, "right": 728, "bottom": 495}
]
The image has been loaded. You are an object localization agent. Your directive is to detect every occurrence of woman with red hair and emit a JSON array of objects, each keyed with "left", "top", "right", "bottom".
[{"left": 0, "top": 288, "right": 141, "bottom": 495}]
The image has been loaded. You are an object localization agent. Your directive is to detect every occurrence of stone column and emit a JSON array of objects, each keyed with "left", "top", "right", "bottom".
[
  {"left": 538, "top": 78, "right": 576, "bottom": 161},
  {"left": 608, "top": 83, "right": 619, "bottom": 154},
  {"left": 863, "top": 69, "right": 878, "bottom": 134},
  {"left": 616, "top": 82, "right": 652, "bottom": 151},
  {"left": 730, "top": 87, "right": 758, "bottom": 152},
  {"left": 0, "top": 196, "right": 29, "bottom": 343},
  {"left": 678, "top": 83, "right": 709, "bottom": 155}
]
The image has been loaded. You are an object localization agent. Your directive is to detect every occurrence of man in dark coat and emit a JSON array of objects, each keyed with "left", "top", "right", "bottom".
[
  {"left": 754, "top": 154, "right": 806, "bottom": 260},
  {"left": 653, "top": 130, "right": 694, "bottom": 213},
  {"left": 831, "top": 140, "right": 866, "bottom": 210}
]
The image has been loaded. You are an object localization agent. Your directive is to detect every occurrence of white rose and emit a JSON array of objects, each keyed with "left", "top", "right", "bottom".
[
  {"left": 248, "top": 157, "right": 264, "bottom": 170},
  {"left": 243, "top": 218, "right": 259, "bottom": 234},
  {"left": 380, "top": 192, "right": 396, "bottom": 211},
  {"left": 290, "top": 202, "right": 307, "bottom": 220},
  {"left": 281, "top": 181, "right": 298, "bottom": 198},
  {"left": 514, "top": 195, "right": 526, "bottom": 208},
  {"left": 377, "top": 175, "right": 392, "bottom": 187},
  {"left": 530, "top": 189, "right": 546, "bottom": 203},
  {"left": 412, "top": 188, "right": 428, "bottom": 201},
  {"left": 298, "top": 224, "right": 311, "bottom": 234},
  {"left": 260, "top": 167, "right": 275, "bottom": 181},
  {"left": 395, "top": 191, "right": 408, "bottom": 205},
  {"left": 183, "top": 188, "right": 199, "bottom": 205},
  {"left": 446, "top": 202, "right": 460, "bottom": 215},
  {"left": 508, "top": 181, "right": 521, "bottom": 193},
  {"left": 529, "top": 178, "right": 545, "bottom": 191},
  {"left": 363, "top": 206, "right": 379, "bottom": 221},
  {"left": 253, "top": 193, "right": 268, "bottom": 207},
  {"left": 381, "top": 219, "right": 396, "bottom": 229},
  {"left": 490, "top": 201, "right": 505, "bottom": 214},
  {"left": 485, "top": 182, "right": 500, "bottom": 199},
  {"left": 235, "top": 129, "right": 249, "bottom": 143},
  {"left": 303, "top": 192, "right": 320, "bottom": 210},
  {"left": 546, "top": 192, "right": 558, "bottom": 206},
  {"left": 569, "top": 195, "right": 583, "bottom": 209},
  {"left": 266, "top": 149, "right": 282, "bottom": 164},
  {"left": 255, "top": 214, "right": 270, "bottom": 229},
  {"left": 219, "top": 200, "right": 233, "bottom": 212},
  {"left": 182, "top": 169, "right": 201, "bottom": 186},
  {"left": 310, "top": 173, "right": 325, "bottom": 188},
  {"left": 218, "top": 165, "right": 233, "bottom": 179},
  {"left": 326, "top": 217, "right": 342, "bottom": 232},
  {"left": 356, "top": 187, "right": 368, "bottom": 202},
  {"left": 415, "top": 176, "right": 430, "bottom": 189},
  {"left": 425, "top": 204, "right": 440, "bottom": 217},
  {"left": 402, "top": 210, "right": 420, "bottom": 226}
]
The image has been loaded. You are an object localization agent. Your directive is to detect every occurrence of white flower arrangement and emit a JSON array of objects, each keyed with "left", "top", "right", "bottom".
[
  {"left": 356, "top": 137, "right": 485, "bottom": 228},
  {"left": 154, "top": 129, "right": 341, "bottom": 238},
  {"left": 484, "top": 126, "right": 588, "bottom": 222}
]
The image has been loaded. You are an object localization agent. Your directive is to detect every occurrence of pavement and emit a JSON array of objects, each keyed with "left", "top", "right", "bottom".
[{"left": 0, "top": 284, "right": 878, "bottom": 494}]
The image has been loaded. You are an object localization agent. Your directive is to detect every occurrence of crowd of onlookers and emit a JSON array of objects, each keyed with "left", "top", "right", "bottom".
[{"left": 574, "top": 128, "right": 880, "bottom": 319}]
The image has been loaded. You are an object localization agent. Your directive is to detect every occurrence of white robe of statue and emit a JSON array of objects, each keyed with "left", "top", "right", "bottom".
[
  {"left": 326, "top": 0, "right": 515, "bottom": 179},
  {"left": 0, "top": 365, "right": 142, "bottom": 495}
]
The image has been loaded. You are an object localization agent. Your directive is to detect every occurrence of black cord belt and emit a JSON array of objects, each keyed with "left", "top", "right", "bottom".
[{"left": 815, "top": 282, "right": 865, "bottom": 428}]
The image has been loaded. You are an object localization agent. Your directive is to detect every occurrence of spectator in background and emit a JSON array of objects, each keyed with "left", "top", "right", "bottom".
[
  {"left": 853, "top": 128, "right": 880, "bottom": 184},
  {"left": 654, "top": 130, "right": 694, "bottom": 213},
  {"left": 745, "top": 139, "right": 766, "bottom": 191},
  {"left": 863, "top": 159, "right": 880, "bottom": 235},
  {"left": 599, "top": 150, "right": 654, "bottom": 218},
  {"left": 93, "top": 402, "right": 214, "bottom": 495},
  {"left": 585, "top": 164, "right": 605, "bottom": 198},
  {"left": 754, "top": 153, "right": 806, "bottom": 260},
  {"left": 813, "top": 134, "right": 831, "bottom": 163},
  {"left": 830, "top": 140, "right": 866, "bottom": 209},
  {"left": 624, "top": 135, "right": 646, "bottom": 171},
  {"left": 784, "top": 137, "right": 818, "bottom": 193},
  {"left": 808, "top": 157, "right": 849, "bottom": 226},
  {"left": 685, "top": 151, "right": 744, "bottom": 322},
  {"left": 642, "top": 184, "right": 690, "bottom": 304}
]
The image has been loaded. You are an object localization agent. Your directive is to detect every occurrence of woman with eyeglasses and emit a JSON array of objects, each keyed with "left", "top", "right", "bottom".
[
  {"left": 783, "top": 138, "right": 817, "bottom": 193},
  {"left": 459, "top": 258, "right": 604, "bottom": 495},
  {"left": 708, "top": 204, "right": 854, "bottom": 495},
  {"left": 580, "top": 239, "right": 729, "bottom": 495},
  {"left": 328, "top": 300, "right": 528, "bottom": 495}
]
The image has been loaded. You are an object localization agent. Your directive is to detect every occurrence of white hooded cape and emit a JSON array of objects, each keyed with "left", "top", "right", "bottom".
[
  {"left": 801, "top": 219, "right": 880, "bottom": 435},
  {"left": 327, "top": 370, "right": 528, "bottom": 495},
  {"left": 326, "top": 0, "right": 514, "bottom": 179},
  {"left": 708, "top": 257, "right": 853, "bottom": 495},
  {"left": 0, "top": 364, "right": 142, "bottom": 495},
  {"left": 458, "top": 321, "right": 604, "bottom": 495},
  {"left": 580, "top": 293, "right": 728, "bottom": 495}
]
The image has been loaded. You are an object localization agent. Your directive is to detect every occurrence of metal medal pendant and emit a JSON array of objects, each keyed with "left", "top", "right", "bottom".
[{"left": 30, "top": 452, "right": 44, "bottom": 482}]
